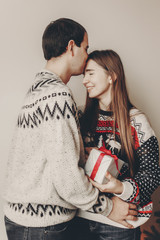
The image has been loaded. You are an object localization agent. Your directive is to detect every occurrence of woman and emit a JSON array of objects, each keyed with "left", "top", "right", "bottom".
[{"left": 74, "top": 50, "right": 160, "bottom": 240}]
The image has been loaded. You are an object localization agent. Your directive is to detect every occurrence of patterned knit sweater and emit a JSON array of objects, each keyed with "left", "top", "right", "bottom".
[
  {"left": 3, "top": 70, "right": 112, "bottom": 227},
  {"left": 77, "top": 109, "right": 160, "bottom": 228}
]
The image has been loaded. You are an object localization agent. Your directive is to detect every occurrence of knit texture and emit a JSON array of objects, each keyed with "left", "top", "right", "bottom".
[
  {"left": 77, "top": 108, "right": 160, "bottom": 227},
  {"left": 3, "top": 70, "right": 111, "bottom": 227}
]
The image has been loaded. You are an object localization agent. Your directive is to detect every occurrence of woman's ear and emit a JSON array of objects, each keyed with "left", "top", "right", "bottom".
[
  {"left": 109, "top": 76, "right": 112, "bottom": 84},
  {"left": 112, "top": 72, "right": 117, "bottom": 82},
  {"left": 109, "top": 73, "right": 117, "bottom": 83},
  {"left": 67, "top": 40, "right": 75, "bottom": 56}
]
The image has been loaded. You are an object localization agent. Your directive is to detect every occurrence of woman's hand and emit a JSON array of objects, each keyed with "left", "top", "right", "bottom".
[{"left": 89, "top": 171, "right": 124, "bottom": 194}]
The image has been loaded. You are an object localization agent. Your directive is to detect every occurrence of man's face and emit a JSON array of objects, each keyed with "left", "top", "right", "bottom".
[{"left": 72, "top": 32, "right": 89, "bottom": 75}]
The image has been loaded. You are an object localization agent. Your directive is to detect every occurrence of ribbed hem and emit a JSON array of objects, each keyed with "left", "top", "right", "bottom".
[
  {"left": 4, "top": 201, "right": 76, "bottom": 227},
  {"left": 77, "top": 210, "right": 149, "bottom": 228}
]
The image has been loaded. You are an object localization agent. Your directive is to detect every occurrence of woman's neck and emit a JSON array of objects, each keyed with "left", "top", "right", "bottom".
[
  {"left": 98, "top": 85, "right": 112, "bottom": 111},
  {"left": 99, "top": 97, "right": 111, "bottom": 111}
]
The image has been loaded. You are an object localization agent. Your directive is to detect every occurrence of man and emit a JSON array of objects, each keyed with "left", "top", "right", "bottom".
[{"left": 3, "top": 18, "right": 137, "bottom": 240}]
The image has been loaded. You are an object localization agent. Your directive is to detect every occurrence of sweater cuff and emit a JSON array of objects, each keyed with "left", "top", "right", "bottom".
[
  {"left": 89, "top": 195, "right": 113, "bottom": 217},
  {"left": 101, "top": 197, "right": 113, "bottom": 217},
  {"left": 114, "top": 181, "right": 133, "bottom": 201}
]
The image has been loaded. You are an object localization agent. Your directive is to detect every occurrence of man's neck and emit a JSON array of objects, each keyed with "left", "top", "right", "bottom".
[{"left": 44, "top": 57, "right": 71, "bottom": 84}]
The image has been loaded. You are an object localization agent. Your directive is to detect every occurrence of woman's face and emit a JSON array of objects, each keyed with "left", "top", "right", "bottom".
[{"left": 83, "top": 59, "right": 112, "bottom": 101}]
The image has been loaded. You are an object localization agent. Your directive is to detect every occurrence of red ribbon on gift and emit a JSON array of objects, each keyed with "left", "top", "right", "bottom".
[{"left": 90, "top": 142, "right": 121, "bottom": 181}]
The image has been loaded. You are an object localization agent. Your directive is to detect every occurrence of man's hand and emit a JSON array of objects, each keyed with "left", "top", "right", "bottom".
[{"left": 108, "top": 196, "right": 138, "bottom": 228}]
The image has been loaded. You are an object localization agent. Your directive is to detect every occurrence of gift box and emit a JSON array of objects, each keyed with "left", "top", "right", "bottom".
[{"left": 84, "top": 148, "right": 124, "bottom": 184}]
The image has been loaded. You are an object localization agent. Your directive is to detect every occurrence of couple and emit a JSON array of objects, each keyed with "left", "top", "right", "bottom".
[{"left": 3, "top": 18, "right": 160, "bottom": 240}]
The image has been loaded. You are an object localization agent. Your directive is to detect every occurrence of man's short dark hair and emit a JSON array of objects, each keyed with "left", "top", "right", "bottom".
[{"left": 42, "top": 18, "right": 86, "bottom": 60}]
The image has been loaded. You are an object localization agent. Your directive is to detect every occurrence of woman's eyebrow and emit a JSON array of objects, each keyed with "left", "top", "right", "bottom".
[
  {"left": 85, "top": 69, "right": 94, "bottom": 72},
  {"left": 83, "top": 69, "right": 94, "bottom": 75}
]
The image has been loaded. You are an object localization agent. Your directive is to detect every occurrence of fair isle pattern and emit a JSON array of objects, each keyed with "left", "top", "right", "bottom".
[
  {"left": 22, "top": 91, "right": 74, "bottom": 110},
  {"left": 130, "top": 117, "right": 145, "bottom": 145},
  {"left": 8, "top": 203, "right": 74, "bottom": 218},
  {"left": 137, "top": 202, "right": 153, "bottom": 218},
  {"left": 92, "top": 194, "right": 108, "bottom": 214},
  {"left": 98, "top": 113, "right": 113, "bottom": 121},
  {"left": 97, "top": 114, "right": 115, "bottom": 133},
  {"left": 20, "top": 71, "right": 80, "bottom": 129},
  {"left": 96, "top": 120, "right": 119, "bottom": 134},
  {"left": 18, "top": 100, "right": 79, "bottom": 129},
  {"left": 123, "top": 178, "right": 140, "bottom": 204},
  {"left": 27, "top": 72, "right": 63, "bottom": 94}
]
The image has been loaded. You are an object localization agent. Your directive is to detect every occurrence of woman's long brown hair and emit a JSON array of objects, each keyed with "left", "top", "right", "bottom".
[{"left": 81, "top": 50, "right": 136, "bottom": 176}]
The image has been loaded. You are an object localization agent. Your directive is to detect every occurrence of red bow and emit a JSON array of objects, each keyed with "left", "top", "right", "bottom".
[{"left": 90, "top": 142, "right": 121, "bottom": 181}]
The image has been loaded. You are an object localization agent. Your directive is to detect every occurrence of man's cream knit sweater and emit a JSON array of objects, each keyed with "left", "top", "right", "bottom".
[{"left": 3, "top": 70, "right": 112, "bottom": 227}]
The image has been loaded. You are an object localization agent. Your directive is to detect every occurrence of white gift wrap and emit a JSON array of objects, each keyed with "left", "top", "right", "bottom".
[{"left": 84, "top": 149, "right": 124, "bottom": 184}]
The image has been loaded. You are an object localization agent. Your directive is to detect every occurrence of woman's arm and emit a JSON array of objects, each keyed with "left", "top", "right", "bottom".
[{"left": 118, "top": 111, "right": 160, "bottom": 205}]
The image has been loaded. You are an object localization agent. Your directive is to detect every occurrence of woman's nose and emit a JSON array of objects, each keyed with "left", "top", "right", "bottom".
[{"left": 83, "top": 75, "right": 88, "bottom": 86}]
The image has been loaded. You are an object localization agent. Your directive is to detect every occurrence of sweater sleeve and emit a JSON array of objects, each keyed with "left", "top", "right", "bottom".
[
  {"left": 116, "top": 111, "right": 160, "bottom": 205},
  {"left": 41, "top": 86, "right": 112, "bottom": 215},
  {"left": 127, "top": 135, "right": 160, "bottom": 205}
]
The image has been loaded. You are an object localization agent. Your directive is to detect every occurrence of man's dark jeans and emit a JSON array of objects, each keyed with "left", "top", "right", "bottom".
[
  {"left": 70, "top": 217, "right": 141, "bottom": 240},
  {"left": 5, "top": 216, "right": 72, "bottom": 240}
]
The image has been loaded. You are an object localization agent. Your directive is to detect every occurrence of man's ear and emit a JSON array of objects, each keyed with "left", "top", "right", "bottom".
[{"left": 67, "top": 40, "right": 75, "bottom": 56}]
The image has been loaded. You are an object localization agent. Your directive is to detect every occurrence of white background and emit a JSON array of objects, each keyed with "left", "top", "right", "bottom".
[{"left": 0, "top": 0, "right": 160, "bottom": 239}]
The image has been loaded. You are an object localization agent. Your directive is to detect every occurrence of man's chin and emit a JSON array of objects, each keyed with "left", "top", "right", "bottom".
[
  {"left": 72, "top": 68, "right": 84, "bottom": 76},
  {"left": 72, "top": 71, "right": 83, "bottom": 77}
]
